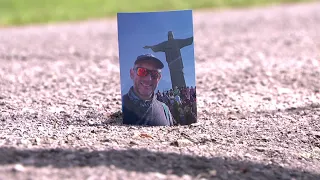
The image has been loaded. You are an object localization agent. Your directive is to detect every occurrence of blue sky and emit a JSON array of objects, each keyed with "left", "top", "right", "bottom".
[{"left": 117, "top": 10, "right": 196, "bottom": 95}]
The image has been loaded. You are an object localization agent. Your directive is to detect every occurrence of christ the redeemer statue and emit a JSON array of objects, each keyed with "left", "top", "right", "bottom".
[{"left": 143, "top": 31, "right": 193, "bottom": 89}]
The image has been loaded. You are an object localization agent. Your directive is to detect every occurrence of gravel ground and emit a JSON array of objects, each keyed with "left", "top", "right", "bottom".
[{"left": 0, "top": 2, "right": 320, "bottom": 180}]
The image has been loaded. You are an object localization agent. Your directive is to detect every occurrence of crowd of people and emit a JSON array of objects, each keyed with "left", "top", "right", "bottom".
[{"left": 156, "top": 86, "right": 197, "bottom": 125}]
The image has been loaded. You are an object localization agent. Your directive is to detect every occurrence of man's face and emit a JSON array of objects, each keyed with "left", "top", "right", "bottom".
[{"left": 130, "top": 60, "right": 162, "bottom": 100}]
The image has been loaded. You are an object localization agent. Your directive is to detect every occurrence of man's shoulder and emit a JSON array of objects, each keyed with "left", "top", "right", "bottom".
[
  {"left": 154, "top": 99, "right": 168, "bottom": 107},
  {"left": 154, "top": 100, "right": 170, "bottom": 112},
  {"left": 121, "top": 93, "right": 131, "bottom": 106},
  {"left": 156, "top": 100, "right": 174, "bottom": 125},
  {"left": 156, "top": 100, "right": 172, "bottom": 116},
  {"left": 122, "top": 93, "right": 129, "bottom": 99}
]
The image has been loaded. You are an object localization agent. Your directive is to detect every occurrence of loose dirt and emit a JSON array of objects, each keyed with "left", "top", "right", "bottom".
[{"left": 0, "top": 2, "right": 319, "bottom": 180}]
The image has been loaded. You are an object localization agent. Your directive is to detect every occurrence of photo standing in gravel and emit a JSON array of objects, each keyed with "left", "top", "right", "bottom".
[{"left": 117, "top": 10, "right": 198, "bottom": 126}]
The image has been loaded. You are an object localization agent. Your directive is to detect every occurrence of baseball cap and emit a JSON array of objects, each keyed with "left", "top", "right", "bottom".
[{"left": 134, "top": 54, "right": 164, "bottom": 69}]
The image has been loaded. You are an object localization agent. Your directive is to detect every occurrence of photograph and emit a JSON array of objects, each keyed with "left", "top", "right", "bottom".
[{"left": 117, "top": 9, "right": 197, "bottom": 126}]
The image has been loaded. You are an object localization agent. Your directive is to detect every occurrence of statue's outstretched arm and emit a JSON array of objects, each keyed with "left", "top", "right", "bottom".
[
  {"left": 177, "top": 36, "right": 193, "bottom": 49},
  {"left": 143, "top": 41, "right": 166, "bottom": 52}
]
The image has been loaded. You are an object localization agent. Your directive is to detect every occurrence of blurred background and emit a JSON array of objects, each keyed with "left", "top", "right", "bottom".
[{"left": 0, "top": 0, "right": 315, "bottom": 26}]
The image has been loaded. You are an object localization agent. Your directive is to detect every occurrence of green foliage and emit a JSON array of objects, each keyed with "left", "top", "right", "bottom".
[{"left": 0, "top": 0, "right": 314, "bottom": 26}]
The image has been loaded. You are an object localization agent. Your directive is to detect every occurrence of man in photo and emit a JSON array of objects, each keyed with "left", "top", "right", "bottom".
[{"left": 122, "top": 54, "right": 174, "bottom": 126}]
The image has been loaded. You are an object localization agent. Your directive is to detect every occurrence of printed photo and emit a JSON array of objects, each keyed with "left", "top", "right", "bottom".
[{"left": 117, "top": 10, "right": 197, "bottom": 126}]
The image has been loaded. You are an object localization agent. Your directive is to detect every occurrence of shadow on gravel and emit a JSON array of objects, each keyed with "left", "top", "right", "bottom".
[{"left": 0, "top": 147, "right": 319, "bottom": 179}]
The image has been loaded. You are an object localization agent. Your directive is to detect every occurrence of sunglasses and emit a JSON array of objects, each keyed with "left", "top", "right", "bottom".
[{"left": 134, "top": 67, "right": 161, "bottom": 79}]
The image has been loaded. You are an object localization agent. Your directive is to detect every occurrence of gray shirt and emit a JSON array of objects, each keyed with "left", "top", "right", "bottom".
[{"left": 122, "top": 87, "right": 174, "bottom": 126}]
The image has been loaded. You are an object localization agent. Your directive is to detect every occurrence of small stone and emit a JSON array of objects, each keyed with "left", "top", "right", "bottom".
[
  {"left": 228, "top": 115, "right": 237, "bottom": 120},
  {"left": 255, "top": 147, "right": 266, "bottom": 152},
  {"left": 48, "top": 106, "right": 65, "bottom": 114},
  {"left": 239, "top": 115, "right": 247, "bottom": 119},
  {"left": 139, "top": 133, "right": 153, "bottom": 139},
  {"left": 132, "top": 132, "right": 141, "bottom": 139},
  {"left": 129, "top": 141, "right": 139, "bottom": 145},
  {"left": 88, "top": 120, "right": 95, "bottom": 125},
  {"left": 195, "top": 173, "right": 211, "bottom": 180},
  {"left": 301, "top": 137, "right": 309, "bottom": 143},
  {"left": 154, "top": 172, "right": 166, "bottom": 179},
  {"left": 209, "top": 170, "right": 217, "bottom": 176},
  {"left": 190, "top": 122, "right": 201, "bottom": 127},
  {"left": 262, "top": 97, "right": 271, "bottom": 101},
  {"left": 170, "top": 139, "right": 193, "bottom": 147},
  {"left": 244, "top": 153, "right": 253, "bottom": 158},
  {"left": 22, "top": 108, "right": 36, "bottom": 114},
  {"left": 181, "top": 175, "right": 192, "bottom": 180},
  {"left": 311, "top": 131, "right": 320, "bottom": 138},
  {"left": 38, "top": 126, "right": 45, "bottom": 131},
  {"left": 32, "top": 138, "right": 41, "bottom": 145},
  {"left": 311, "top": 103, "right": 320, "bottom": 108},
  {"left": 20, "top": 139, "right": 31, "bottom": 146},
  {"left": 277, "top": 87, "right": 291, "bottom": 94},
  {"left": 12, "top": 164, "right": 25, "bottom": 172}
]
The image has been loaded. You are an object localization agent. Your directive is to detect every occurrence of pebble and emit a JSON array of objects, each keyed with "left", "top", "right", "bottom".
[
  {"left": 262, "top": 97, "right": 272, "bottom": 101},
  {"left": 181, "top": 175, "right": 193, "bottom": 180},
  {"left": 21, "top": 107, "right": 37, "bottom": 115},
  {"left": 12, "top": 164, "right": 25, "bottom": 172},
  {"left": 154, "top": 172, "right": 167, "bottom": 179},
  {"left": 38, "top": 126, "right": 45, "bottom": 131},
  {"left": 170, "top": 139, "right": 193, "bottom": 147},
  {"left": 32, "top": 137, "right": 41, "bottom": 145},
  {"left": 88, "top": 120, "right": 95, "bottom": 125},
  {"left": 228, "top": 115, "right": 237, "bottom": 120}
]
